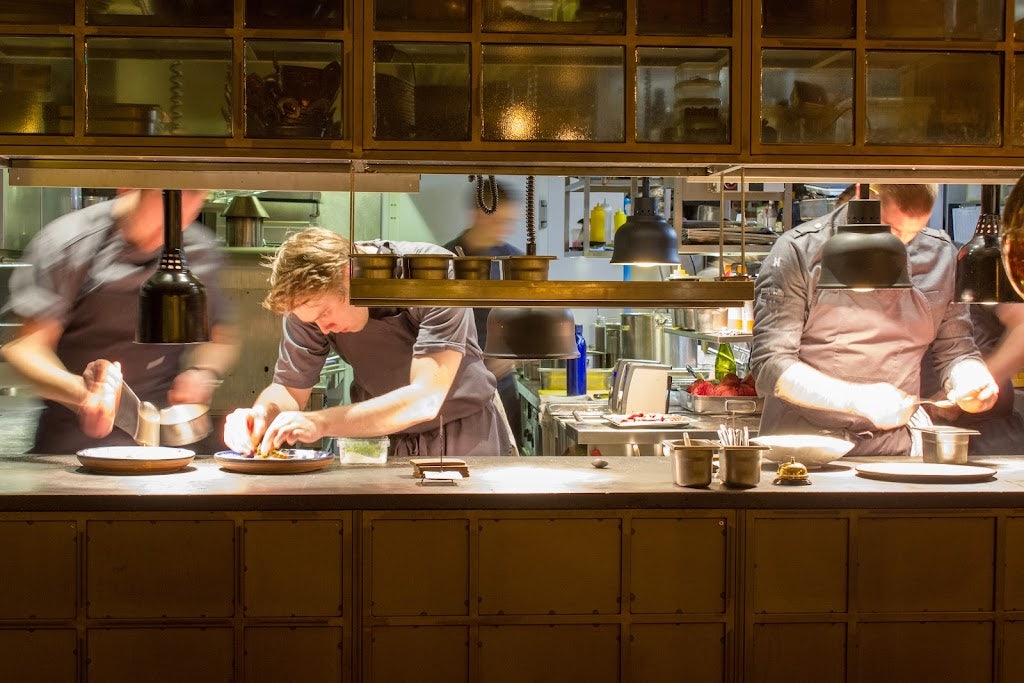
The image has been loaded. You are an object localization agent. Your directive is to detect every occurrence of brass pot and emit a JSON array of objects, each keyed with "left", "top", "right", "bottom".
[
  {"left": 351, "top": 253, "right": 399, "bottom": 279},
  {"left": 403, "top": 253, "right": 453, "bottom": 279},
  {"left": 453, "top": 255, "right": 493, "bottom": 280}
]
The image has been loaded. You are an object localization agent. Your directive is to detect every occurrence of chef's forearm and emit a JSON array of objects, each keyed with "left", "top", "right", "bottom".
[
  {"left": 314, "top": 384, "right": 447, "bottom": 438},
  {"left": 1, "top": 321, "right": 88, "bottom": 410},
  {"left": 183, "top": 324, "right": 240, "bottom": 378},
  {"left": 253, "top": 382, "right": 306, "bottom": 413}
]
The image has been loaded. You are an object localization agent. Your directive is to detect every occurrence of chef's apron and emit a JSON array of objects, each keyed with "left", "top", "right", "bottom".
[
  {"left": 335, "top": 310, "right": 515, "bottom": 458},
  {"left": 33, "top": 246, "right": 183, "bottom": 454},
  {"left": 760, "top": 287, "right": 935, "bottom": 456}
]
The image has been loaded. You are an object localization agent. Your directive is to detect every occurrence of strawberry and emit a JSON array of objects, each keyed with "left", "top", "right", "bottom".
[{"left": 722, "top": 372, "right": 741, "bottom": 386}]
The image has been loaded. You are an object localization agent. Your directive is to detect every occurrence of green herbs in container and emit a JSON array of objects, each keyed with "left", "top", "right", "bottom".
[{"left": 338, "top": 437, "right": 389, "bottom": 465}]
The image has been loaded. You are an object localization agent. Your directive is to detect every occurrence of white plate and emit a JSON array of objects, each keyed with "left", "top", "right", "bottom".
[
  {"left": 214, "top": 449, "right": 335, "bottom": 474},
  {"left": 855, "top": 462, "right": 996, "bottom": 483},
  {"left": 76, "top": 447, "right": 195, "bottom": 474},
  {"left": 604, "top": 413, "right": 690, "bottom": 428}
]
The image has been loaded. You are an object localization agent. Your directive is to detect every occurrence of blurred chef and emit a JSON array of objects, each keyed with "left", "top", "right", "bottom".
[
  {"left": 751, "top": 184, "right": 998, "bottom": 456},
  {"left": 222, "top": 227, "right": 516, "bottom": 458},
  {"left": 1, "top": 189, "right": 238, "bottom": 453}
]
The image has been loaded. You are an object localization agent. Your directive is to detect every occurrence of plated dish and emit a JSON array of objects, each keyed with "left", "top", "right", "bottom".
[
  {"left": 604, "top": 412, "right": 690, "bottom": 428},
  {"left": 76, "top": 446, "right": 195, "bottom": 475},
  {"left": 214, "top": 449, "right": 335, "bottom": 474},
  {"left": 855, "top": 462, "right": 996, "bottom": 484}
]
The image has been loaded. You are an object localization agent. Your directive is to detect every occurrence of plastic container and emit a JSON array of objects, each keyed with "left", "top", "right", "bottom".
[
  {"left": 338, "top": 437, "right": 389, "bottom": 465},
  {"left": 566, "top": 324, "right": 587, "bottom": 396},
  {"left": 589, "top": 202, "right": 606, "bottom": 246}
]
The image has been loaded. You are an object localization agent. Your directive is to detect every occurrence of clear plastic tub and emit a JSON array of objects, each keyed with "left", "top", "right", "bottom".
[{"left": 338, "top": 437, "right": 389, "bottom": 465}]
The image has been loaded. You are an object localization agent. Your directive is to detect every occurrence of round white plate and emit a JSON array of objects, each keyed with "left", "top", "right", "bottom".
[
  {"left": 855, "top": 462, "right": 996, "bottom": 483},
  {"left": 76, "top": 447, "right": 195, "bottom": 474}
]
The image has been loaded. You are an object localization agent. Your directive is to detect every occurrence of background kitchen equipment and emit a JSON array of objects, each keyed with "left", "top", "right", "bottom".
[{"left": 222, "top": 194, "right": 269, "bottom": 247}]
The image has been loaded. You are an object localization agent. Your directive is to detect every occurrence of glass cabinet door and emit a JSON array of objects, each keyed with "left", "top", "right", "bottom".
[
  {"left": 245, "top": 40, "right": 344, "bottom": 139},
  {"left": 866, "top": 0, "right": 1003, "bottom": 40},
  {"left": 373, "top": 0, "right": 469, "bottom": 32},
  {"left": 868, "top": 51, "right": 1001, "bottom": 145},
  {"left": 245, "top": 0, "right": 344, "bottom": 29},
  {"left": 85, "top": 38, "right": 232, "bottom": 136},
  {"left": 761, "top": 49, "right": 854, "bottom": 144},
  {"left": 0, "top": 0, "right": 72, "bottom": 24},
  {"left": 372, "top": 42, "right": 470, "bottom": 141},
  {"left": 86, "top": 0, "right": 232, "bottom": 28},
  {"left": 637, "top": 48, "right": 730, "bottom": 143},
  {"left": 481, "top": 44, "right": 624, "bottom": 141},
  {"left": 637, "top": 0, "right": 731, "bottom": 36},
  {"left": 482, "top": 0, "right": 625, "bottom": 34},
  {"left": 0, "top": 37, "right": 73, "bottom": 134},
  {"left": 761, "top": 0, "right": 855, "bottom": 39}
]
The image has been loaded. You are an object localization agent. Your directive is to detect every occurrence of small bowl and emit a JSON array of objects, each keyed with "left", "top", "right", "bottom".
[{"left": 750, "top": 434, "right": 854, "bottom": 469}]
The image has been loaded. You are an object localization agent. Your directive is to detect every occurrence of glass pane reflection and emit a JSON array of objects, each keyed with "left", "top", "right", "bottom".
[
  {"left": 482, "top": 0, "right": 624, "bottom": 34},
  {"left": 0, "top": 1, "right": 72, "bottom": 24},
  {"left": 637, "top": 0, "right": 730, "bottom": 37},
  {"left": 0, "top": 37, "right": 73, "bottom": 135},
  {"left": 637, "top": 48, "right": 730, "bottom": 143},
  {"left": 246, "top": 40, "right": 344, "bottom": 139},
  {"left": 86, "top": 38, "right": 232, "bottom": 136},
  {"left": 374, "top": 0, "right": 469, "bottom": 32},
  {"left": 373, "top": 42, "right": 470, "bottom": 141},
  {"left": 246, "top": 0, "right": 343, "bottom": 29},
  {"left": 1015, "top": 54, "right": 1024, "bottom": 144},
  {"left": 761, "top": 49, "right": 854, "bottom": 144},
  {"left": 762, "top": 0, "right": 854, "bottom": 39},
  {"left": 482, "top": 44, "right": 624, "bottom": 142},
  {"left": 86, "top": 0, "right": 232, "bottom": 27},
  {"left": 866, "top": 0, "right": 1003, "bottom": 40},
  {"left": 867, "top": 51, "right": 1000, "bottom": 145}
]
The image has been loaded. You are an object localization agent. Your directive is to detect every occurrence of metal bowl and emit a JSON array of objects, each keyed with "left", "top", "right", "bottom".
[
  {"left": 160, "top": 404, "right": 211, "bottom": 447},
  {"left": 750, "top": 434, "right": 854, "bottom": 469}
]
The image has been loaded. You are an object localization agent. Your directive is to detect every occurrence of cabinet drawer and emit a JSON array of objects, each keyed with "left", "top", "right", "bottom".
[
  {"left": 369, "top": 626, "right": 469, "bottom": 683},
  {"left": 0, "top": 520, "right": 77, "bottom": 619}
]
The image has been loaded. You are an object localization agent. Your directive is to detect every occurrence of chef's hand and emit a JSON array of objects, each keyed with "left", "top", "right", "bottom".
[
  {"left": 947, "top": 359, "right": 999, "bottom": 414},
  {"left": 168, "top": 367, "right": 220, "bottom": 406},
  {"left": 849, "top": 382, "right": 917, "bottom": 430},
  {"left": 258, "top": 410, "right": 325, "bottom": 453},
  {"left": 223, "top": 404, "right": 275, "bottom": 455},
  {"left": 79, "top": 360, "right": 122, "bottom": 438}
]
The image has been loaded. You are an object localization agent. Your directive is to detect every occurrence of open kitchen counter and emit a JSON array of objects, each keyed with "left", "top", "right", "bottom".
[
  {"left": 4, "top": 452, "right": 1024, "bottom": 681},
  {"left": 2, "top": 452, "right": 1024, "bottom": 511}
]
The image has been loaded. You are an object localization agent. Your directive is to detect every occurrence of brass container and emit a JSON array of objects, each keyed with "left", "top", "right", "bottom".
[
  {"left": 500, "top": 255, "right": 556, "bottom": 281},
  {"left": 351, "top": 253, "right": 399, "bottom": 279},
  {"left": 453, "top": 255, "right": 494, "bottom": 280},
  {"left": 403, "top": 253, "right": 453, "bottom": 279}
]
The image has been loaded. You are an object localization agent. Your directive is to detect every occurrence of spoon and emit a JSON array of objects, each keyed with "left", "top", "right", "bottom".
[{"left": 915, "top": 398, "right": 955, "bottom": 409}]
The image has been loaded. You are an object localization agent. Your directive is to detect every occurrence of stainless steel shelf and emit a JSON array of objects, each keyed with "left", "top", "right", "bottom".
[
  {"left": 678, "top": 244, "right": 773, "bottom": 256},
  {"left": 349, "top": 278, "right": 754, "bottom": 308},
  {"left": 665, "top": 328, "right": 752, "bottom": 344}
]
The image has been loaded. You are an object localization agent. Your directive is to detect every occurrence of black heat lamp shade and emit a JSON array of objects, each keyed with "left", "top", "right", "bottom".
[
  {"left": 818, "top": 186, "right": 912, "bottom": 290},
  {"left": 136, "top": 189, "right": 210, "bottom": 344},
  {"left": 956, "top": 184, "right": 1021, "bottom": 303},
  {"left": 609, "top": 179, "right": 680, "bottom": 266},
  {"left": 484, "top": 308, "right": 579, "bottom": 360}
]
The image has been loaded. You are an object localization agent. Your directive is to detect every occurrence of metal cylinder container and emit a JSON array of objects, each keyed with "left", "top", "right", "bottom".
[{"left": 621, "top": 312, "right": 656, "bottom": 360}]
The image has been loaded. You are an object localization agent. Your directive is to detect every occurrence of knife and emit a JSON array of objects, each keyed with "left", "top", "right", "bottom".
[{"left": 113, "top": 381, "right": 160, "bottom": 447}]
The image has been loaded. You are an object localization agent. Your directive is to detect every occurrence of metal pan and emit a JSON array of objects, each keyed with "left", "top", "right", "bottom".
[{"left": 160, "top": 404, "right": 211, "bottom": 447}]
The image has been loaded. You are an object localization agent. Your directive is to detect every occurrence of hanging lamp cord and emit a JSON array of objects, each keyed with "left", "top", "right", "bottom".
[
  {"left": 469, "top": 174, "right": 498, "bottom": 214},
  {"left": 525, "top": 175, "right": 536, "bottom": 256}
]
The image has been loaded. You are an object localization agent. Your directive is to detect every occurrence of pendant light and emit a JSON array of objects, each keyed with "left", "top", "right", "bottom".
[
  {"left": 136, "top": 189, "right": 210, "bottom": 344},
  {"left": 483, "top": 175, "right": 579, "bottom": 360},
  {"left": 818, "top": 184, "right": 912, "bottom": 290},
  {"left": 956, "top": 185, "right": 1020, "bottom": 303},
  {"left": 609, "top": 177, "right": 681, "bottom": 266}
]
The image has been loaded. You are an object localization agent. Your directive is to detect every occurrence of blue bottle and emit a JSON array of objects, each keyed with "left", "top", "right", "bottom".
[{"left": 566, "top": 324, "right": 587, "bottom": 396}]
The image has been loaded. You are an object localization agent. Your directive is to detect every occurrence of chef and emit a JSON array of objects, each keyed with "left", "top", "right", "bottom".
[
  {"left": 750, "top": 184, "right": 998, "bottom": 456},
  {"left": 223, "top": 227, "right": 516, "bottom": 458},
  {"left": 1, "top": 189, "right": 237, "bottom": 453}
]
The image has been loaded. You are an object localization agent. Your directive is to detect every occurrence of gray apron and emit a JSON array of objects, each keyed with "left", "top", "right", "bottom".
[
  {"left": 335, "top": 311, "right": 515, "bottom": 458},
  {"left": 760, "top": 287, "right": 934, "bottom": 456},
  {"left": 34, "top": 250, "right": 183, "bottom": 454}
]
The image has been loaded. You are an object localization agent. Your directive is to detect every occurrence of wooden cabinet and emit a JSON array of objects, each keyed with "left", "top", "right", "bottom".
[{"left": 2, "top": 1, "right": 1022, "bottom": 168}]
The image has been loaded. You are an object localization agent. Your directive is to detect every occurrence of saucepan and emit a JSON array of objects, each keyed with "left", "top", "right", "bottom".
[{"left": 159, "top": 404, "right": 211, "bottom": 447}]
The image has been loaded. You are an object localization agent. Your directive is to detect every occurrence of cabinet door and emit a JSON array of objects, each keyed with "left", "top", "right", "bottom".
[
  {"left": 630, "top": 623, "right": 725, "bottom": 682},
  {"left": 87, "top": 627, "right": 234, "bottom": 683},
  {"left": 478, "top": 624, "right": 619, "bottom": 683},
  {"left": 368, "top": 518, "right": 470, "bottom": 617},
  {"left": 86, "top": 520, "right": 235, "bottom": 618},
  {"left": 478, "top": 518, "right": 621, "bottom": 615},
  {"left": 0, "top": 629, "right": 77, "bottom": 682},
  {"left": 750, "top": 622, "right": 846, "bottom": 683},
  {"left": 1004, "top": 621, "right": 1024, "bottom": 682},
  {"left": 1003, "top": 517, "right": 1024, "bottom": 610},
  {"left": 369, "top": 626, "right": 469, "bottom": 683},
  {"left": 244, "top": 626, "right": 343, "bottom": 683},
  {"left": 0, "top": 520, "right": 77, "bottom": 619},
  {"left": 243, "top": 519, "right": 344, "bottom": 618},
  {"left": 856, "top": 622, "right": 993, "bottom": 682},
  {"left": 750, "top": 517, "right": 848, "bottom": 614},
  {"left": 856, "top": 517, "right": 995, "bottom": 613},
  {"left": 630, "top": 517, "right": 728, "bottom": 615}
]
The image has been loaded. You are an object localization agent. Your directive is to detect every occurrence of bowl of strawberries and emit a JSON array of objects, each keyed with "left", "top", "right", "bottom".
[{"left": 681, "top": 373, "right": 763, "bottom": 414}]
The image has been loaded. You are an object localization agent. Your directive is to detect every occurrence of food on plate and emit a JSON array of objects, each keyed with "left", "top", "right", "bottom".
[
  {"left": 609, "top": 412, "right": 689, "bottom": 425},
  {"left": 251, "top": 449, "right": 290, "bottom": 459},
  {"left": 686, "top": 372, "right": 758, "bottom": 397}
]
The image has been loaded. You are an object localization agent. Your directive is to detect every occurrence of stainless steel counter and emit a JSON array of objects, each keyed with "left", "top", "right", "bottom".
[{"left": 564, "top": 413, "right": 761, "bottom": 457}]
